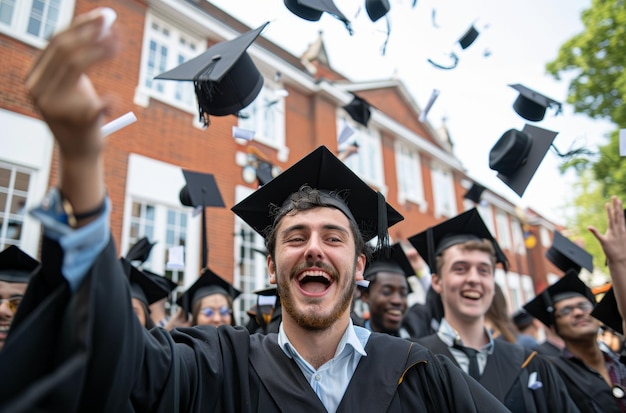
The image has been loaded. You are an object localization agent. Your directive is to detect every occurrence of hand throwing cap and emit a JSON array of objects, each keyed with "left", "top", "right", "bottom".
[
  {"left": 407, "top": 208, "right": 508, "bottom": 274},
  {"left": 155, "top": 22, "right": 269, "bottom": 124},
  {"left": 231, "top": 145, "right": 403, "bottom": 244},
  {"left": 489, "top": 124, "right": 558, "bottom": 197}
]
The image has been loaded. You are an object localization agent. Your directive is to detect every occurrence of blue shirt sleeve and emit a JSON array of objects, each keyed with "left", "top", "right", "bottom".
[{"left": 29, "top": 187, "right": 111, "bottom": 292}]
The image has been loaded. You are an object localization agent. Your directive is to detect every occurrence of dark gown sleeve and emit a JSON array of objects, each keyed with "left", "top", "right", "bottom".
[{"left": 0, "top": 236, "right": 144, "bottom": 412}]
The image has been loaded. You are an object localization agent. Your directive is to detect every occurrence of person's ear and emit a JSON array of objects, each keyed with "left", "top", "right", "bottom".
[
  {"left": 267, "top": 255, "right": 277, "bottom": 284},
  {"left": 354, "top": 253, "right": 366, "bottom": 282},
  {"left": 431, "top": 273, "right": 443, "bottom": 294}
]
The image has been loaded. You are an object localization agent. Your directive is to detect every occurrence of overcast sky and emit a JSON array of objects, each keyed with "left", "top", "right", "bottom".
[{"left": 210, "top": 0, "right": 615, "bottom": 224}]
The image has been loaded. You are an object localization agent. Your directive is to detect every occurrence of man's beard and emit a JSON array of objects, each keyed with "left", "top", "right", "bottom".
[{"left": 277, "top": 259, "right": 356, "bottom": 331}]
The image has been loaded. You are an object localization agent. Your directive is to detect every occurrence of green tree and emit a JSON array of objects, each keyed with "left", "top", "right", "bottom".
[{"left": 546, "top": 0, "right": 625, "bottom": 272}]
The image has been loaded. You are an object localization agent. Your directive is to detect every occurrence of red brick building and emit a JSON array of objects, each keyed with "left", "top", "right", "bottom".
[{"left": 0, "top": 0, "right": 575, "bottom": 323}]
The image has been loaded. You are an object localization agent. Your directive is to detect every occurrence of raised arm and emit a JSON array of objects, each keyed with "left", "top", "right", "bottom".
[
  {"left": 588, "top": 196, "right": 626, "bottom": 334},
  {"left": 25, "top": 7, "right": 118, "bottom": 225}
]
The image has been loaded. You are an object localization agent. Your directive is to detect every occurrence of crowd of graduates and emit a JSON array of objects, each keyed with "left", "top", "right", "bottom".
[{"left": 2, "top": 6, "right": 626, "bottom": 412}]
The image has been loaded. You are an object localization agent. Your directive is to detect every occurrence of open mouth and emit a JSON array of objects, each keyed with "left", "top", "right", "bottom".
[
  {"left": 385, "top": 309, "right": 403, "bottom": 322},
  {"left": 461, "top": 291, "right": 482, "bottom": 300},
  {"left": 297, "top": 271, "right": 332, "bottom": 296}
]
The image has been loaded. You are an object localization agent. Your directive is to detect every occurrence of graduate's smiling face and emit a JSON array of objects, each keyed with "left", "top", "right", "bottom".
[
  {"left": 432, "top": 243, "right": 495, "bottom": 325},
  {"left": 360, "top": 272, "right": 409, "bottom": 334},
  {"left": 553, "top": 296, "right": 599, "bottom": 341},
  {"left": 268, "top": 207, "right": 365, "bottom": 331}
]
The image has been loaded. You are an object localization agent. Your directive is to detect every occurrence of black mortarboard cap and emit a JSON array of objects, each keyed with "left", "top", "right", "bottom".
[
  {"left": 179, "top": 169, "right": 225, "bottom": 209},
  {"left": 0, "top": 245, "right": 39, "bottom": 283},
  {"left": 155, "top": 22, "right": 268, "bottom": 122},
  {"left": 407, "top": 208, "right": 509, "bottom": 274},
  {"left": 591, "top": 287, "right": 623, "bottom": 334},
  {"left": 144, "top": 269, "right": 178, "bottom": 295},
  {"left": 176, "top": 268, "right": 242, "bottom": 315},
  {"left": 231, "top": 145, "right": 404, "bottom": 244},
  {"left": 463, "top": 183, "right": 486, "bottom": 204},
  {"left": 509, "top": 84, "right": 562, "bottom": 122},
  {"left": 125, "top": 236, "right": 156, "bottom": 264},
  {"left": 120, "top": 258, "right": 170, "bottom": 306},
  {"left": 523, "top": 269, "right": 594, "bottom": 327},
  {"left": 365, "top": 0, "right": 390, "bottom": 22},
  {"left": 489, "top": 124, "right": 558, "bottom": 197},
  {"left": 458, "top": 25, "right": 479, "bottom": 49},
  {"left": 362, "top": 243, "right": 414, "bottom": 292},
  {"left": 546, "top": 230, "right": 594, "bottom": 274},
  {"left": 512, "top": 308, "right": 535, "bottom": 330},
  {"left": 284, "top": 0, "right": 351, "bottom": 33},
  {"left": 343, "top": 95, "right": 371, "bottom": 127},
  {"left": 256, "top": 161, "right": 274, "bottom": 186}
]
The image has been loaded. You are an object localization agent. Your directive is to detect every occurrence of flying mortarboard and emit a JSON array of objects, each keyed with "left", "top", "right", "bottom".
[
  {"left": 144, "top": 269, "right": 178, "bottom": 296},
  {"left": 179, "top": 169, "right": 225, "bottom": 209},
  {"left": 177, "top": 268, "right": 242, "bottom": 315},
  {"left": 546, "top": 230, "right": 594, "bottom": 274},
  {"left": 463, "top": 183, "right": 486, "bottom": 204},
  {"left": 365, "top": 0, "right": 390, "bottom": 22},
  {"left": 0, "top": 245, "right": 39, "bottom": 283},
  {"left": 120, "top": 258, "right": 171, "bottom": 306},
  {"left": 591, "top": 287, "right": 623, "bottom": 334},
  {"left": 284, "top": 0, "right": 352, "bottom": 33},
  {"left": 458, "top": 24, "right": 479, "bottom": 49},
  {"left": 523, "top": 269, "right": 595, "bottom": 327},
  {"left": 489, "top": 124, "right": 558, "bottom": 197},
  {"left": 231, "top": 145, "right": 404, "bottom": 245},
  {"left": 343, "top": 95, "right": 372, "bottom": 127},
  {"left": 509, "top": 84, "right": 562, "bottom": 122},
  {"left": 362, "top": 243, "right": 414, "bottom": 292},
  {"left": 125, "top": 236, "right": 156, "bottom": 264},
  {"left": 407, "top": 208, "right": 509, "bottom": 274},
  {"left": 155, "top": 22, "right": 269, "bottom": 126}
]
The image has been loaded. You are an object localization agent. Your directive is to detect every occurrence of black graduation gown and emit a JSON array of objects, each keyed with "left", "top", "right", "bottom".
[
  {"left": 0, "top": 236, "right": 510, "bottom": 413},
  {"left": 418, "top": 334, "right": 580, "bottom": 413},
  {"left": 548, "top": 354, "right": 624, "bottom": 413}
]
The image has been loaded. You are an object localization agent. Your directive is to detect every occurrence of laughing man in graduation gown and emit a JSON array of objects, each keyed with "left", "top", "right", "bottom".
[
  {"left": 411, "top": 209, "right": 579, "bottom": 413},
  {"left": 0, "top": 8, "right": 510, "bottom": 413}
]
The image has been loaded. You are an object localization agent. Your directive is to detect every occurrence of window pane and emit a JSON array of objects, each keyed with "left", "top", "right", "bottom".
[
  {"left": 0, "top": 168, "right": 9, "bottom": 188},
  {"left": 14, "top": 171, "right": 30, "bottom": 192},
  {"left": 10, "top": 194, "right": 26, "bottom": 214},
  {"left": 0, "top": 0, "right": 16, "bottom": 25},
  {"left": 131, "top": 202, "right": 141, "bottom": 218}
]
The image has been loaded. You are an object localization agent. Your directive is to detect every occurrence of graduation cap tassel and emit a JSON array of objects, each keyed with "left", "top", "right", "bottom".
[
  {"left": 379, "top": 16, "right": 391, "bottom": 56},
  {"left": 376, "top": 192, "right": 390, "bottom": 258}
]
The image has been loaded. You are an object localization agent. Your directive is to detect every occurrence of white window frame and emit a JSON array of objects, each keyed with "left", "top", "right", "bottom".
[
  {"left": 338, "top": 115, "right": 385, "bottom": 191},
  {"left": 135, "top": 11, "right": 205, "bottom": 118},
  {"left": 238, "top": 86, "right": 286, "bottom": 153},
  {"left": 495, "top": 210, "right": 512, "bottom": 250},
  {"left": 0, "top": 0, "right": 75, "bottom": 48},
  {"left": 540, "top": 227, "right": 551, "bottom": 249},
  {"left": 0, "top": 109, "right": 53, "bottom": 256},
  {"left": 233, "top": 185, "right": 270, "bottom": 326},
  {"left": 511, "top": 218, "right": 526, "bottom": 255},
  {"left": 123, "top": 154, "right": 201, "bottom": 294},
  {"left": 394, "top": 140, "right": 426, "bottom": 209},
  {"left": 430, "top": 162, "right": 456, "bottom": 218},
  {"left": 478, "top": 203, "right": 496, "bottom": 237}
]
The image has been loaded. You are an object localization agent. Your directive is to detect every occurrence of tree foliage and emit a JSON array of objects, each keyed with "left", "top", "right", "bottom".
[{"left": 546, "top": 0, "right": 625, "bottom": 272}]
